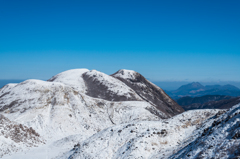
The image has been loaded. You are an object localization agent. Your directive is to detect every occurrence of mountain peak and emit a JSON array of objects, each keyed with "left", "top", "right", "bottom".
[
  {"left": 177, "top": 82, "right": 205, "bottom": 91},
  {"left": 190, "top": 82, "right": 203, "bottom": 86},
  {"left": 112, "top": 69, "right": 138, "bottom": 80},
  {"left": 47, "top": 68, "right": 89, "bottom": 93},
  {"left": 112, "top": 70, "right": 184, "bottom": 117}
]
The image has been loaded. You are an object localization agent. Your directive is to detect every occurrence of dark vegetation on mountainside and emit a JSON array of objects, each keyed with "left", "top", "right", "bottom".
[{"left": 177, "top": 95, "right": 240, "bottom": 110}]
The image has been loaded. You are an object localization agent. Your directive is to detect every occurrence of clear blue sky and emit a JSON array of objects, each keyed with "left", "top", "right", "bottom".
[{"left": 0, "top": 0, "right": 239, "bottom": 81}]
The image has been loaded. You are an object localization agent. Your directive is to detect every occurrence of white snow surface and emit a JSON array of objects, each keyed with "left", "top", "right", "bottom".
[
  {"left": 170, "top": 103, "right": 240, "bottom": 159},
  {"left": 47, "top": 69, "right": 89, "bottom": 93},
  {"left": 0, "top": 114, "right": 45, "bottom": 157},
  {"left": 58, "top": 109, "right": 219, "bottom": 159},
  {"left": 0, "top": 83, "right": 17, "bottom": 95}
]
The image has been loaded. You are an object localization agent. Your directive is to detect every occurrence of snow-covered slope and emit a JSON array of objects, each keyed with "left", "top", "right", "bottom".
[
  {"left": 47, "top": 69, "right": 180, "bottom": 119},
  {"left": 0, "top": 83, "right": 17, "bottom": 99},
  {"left": 82, "top": 70, "right": 142, "bottom": 101},
  {"left": 170, "top": 103, "right": 240, "bottom": 159},
  {"left": 59, "top": 109, "right": 219, "bottom": 159},
  {"left": 0, "top": 79, "right": 162, "bottom": 142},
  {"left": 0, "top": 79, "right": 94, "bottom": 141},
  {"left": 47, "top": 69, "right": 89, "bottom": 93},
  {"left": 0, "top": 114, "right": 44, "bottom": 157},
  {"left": 112, "top": 69, "right": 184, "bottom": 118}
]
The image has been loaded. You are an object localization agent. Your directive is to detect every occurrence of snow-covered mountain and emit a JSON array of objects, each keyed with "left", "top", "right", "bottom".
[
  {"left": 112, "top": 69, "right": 184, "bottom": 117},
  {"left": 0, "top": 69, "right": 178, "bottom": 157},
  {"left": 0, "top": 68, "right": 239, "bottom": 159}
]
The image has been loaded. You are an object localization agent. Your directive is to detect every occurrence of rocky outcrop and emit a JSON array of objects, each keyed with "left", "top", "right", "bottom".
[
  {"left": 170, "top": 104, "right": 240, "bottom": 159},
  {"left": 0, "top": 114, "right": 44, "bottom": 157}
]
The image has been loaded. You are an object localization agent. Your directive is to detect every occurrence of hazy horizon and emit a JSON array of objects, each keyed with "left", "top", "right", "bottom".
[{"left": 1, "top": 78, "right": 240, "bottom": 91}]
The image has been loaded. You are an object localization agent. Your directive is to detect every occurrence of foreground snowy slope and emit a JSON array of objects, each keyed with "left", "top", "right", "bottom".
[
  {"left": 170, "top": 103, "right": 240, "bottom": 159},
  {"left": 59, "top": 109, "right": 219, "bottom": 159},
  {"left": 60, "top": 104, "right": 240, "bottom": 159},
  {"left": 0, "top": 114, "right": 45, "bottom": 157}
]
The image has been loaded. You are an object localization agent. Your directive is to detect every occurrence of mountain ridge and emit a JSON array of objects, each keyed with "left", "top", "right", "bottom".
[
  {"left": 167, "top": 82, "right": 240, "bottom": 99},
  {"left": 112, "top": 69, "right": 184, "bottom": 117}
]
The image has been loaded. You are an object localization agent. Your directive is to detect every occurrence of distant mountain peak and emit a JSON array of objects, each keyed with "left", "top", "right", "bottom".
[
  {"left": 176, "top": 82, "right": 205, "bottom": 91},
  {"left": 168, "top": 82, "right": 240, "bottom": 99},
  {"left": 112, "top": 69, "right": 138, "bottom": 80},
  {"left": 191, "top": 81, "right": 202, "bottom": 85}
]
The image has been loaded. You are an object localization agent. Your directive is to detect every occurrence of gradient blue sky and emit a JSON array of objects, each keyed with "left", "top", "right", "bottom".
[{"left": 0, "top": 0, "right": 239, "bottom": 81}]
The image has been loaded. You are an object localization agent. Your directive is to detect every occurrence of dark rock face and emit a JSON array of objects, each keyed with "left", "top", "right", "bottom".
[
  {"left": 82, "top": 70, "right": 141, "bottom": 102},
  {"left": 111, "top": 70, "right": 184, "bottom": 117}
]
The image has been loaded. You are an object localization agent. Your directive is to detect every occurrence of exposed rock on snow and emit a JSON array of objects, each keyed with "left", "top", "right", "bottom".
[
  {"left": 0, "top": 114, "right": 44, "bottom": 157},
  {"left": 59, "top": 109, "right": 219, "bottom": 159},
  {"left": 170, "top": 104, "right": 240, "bottom": 159},
  {"left": 112, "top": 69, "right": 184, "bottom": 118},
  {"left": 82, "top": 70, "right": 142, "bottom": 102}
]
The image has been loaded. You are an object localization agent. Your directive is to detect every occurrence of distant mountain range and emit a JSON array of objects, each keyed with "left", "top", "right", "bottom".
[
  {"left": 153, "top": 81, "right": 240, "bottom": 91},
  {"left": 166, "top": 82, "right": 240, "bottom": 99},
  {"left": 177, "top": 95, "right": 240, "bottom": 110}
]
